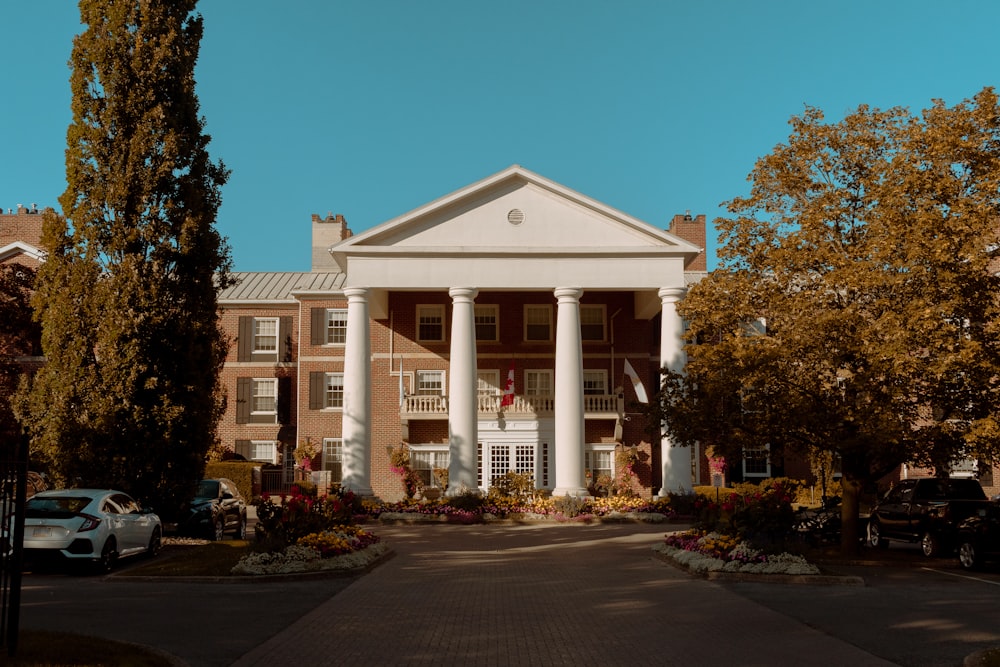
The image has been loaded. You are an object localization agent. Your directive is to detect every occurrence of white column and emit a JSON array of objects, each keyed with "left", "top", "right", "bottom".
[
  {"left": 552, "top": 287, "right": 588, "bottom": 497},
  {"left": 341, "top": 287, "right": 373, "bottom": 496},
  {"left": 658, "top": 286, "right": 691, "bottom": 496},
  {"left": 447, "top": 287, "right": 479, "bottom": 496}
]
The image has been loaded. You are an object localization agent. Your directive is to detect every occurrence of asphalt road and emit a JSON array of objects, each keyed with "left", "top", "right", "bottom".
[
  {"left": 11, "top": 526, "right": 1000, "bottom": 667},
  {"left": 729, "top": 550, "right": 1000, "bottom": 667}
]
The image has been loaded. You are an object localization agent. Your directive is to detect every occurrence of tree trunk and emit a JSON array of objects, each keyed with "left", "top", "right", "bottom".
[{"left": 839, "top": 476, "right": 863, "bottom": 556}]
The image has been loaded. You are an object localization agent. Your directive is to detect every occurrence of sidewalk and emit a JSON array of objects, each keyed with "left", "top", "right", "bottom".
[{"left": 232, "top": 522, "right": 896, "bottom": 667}]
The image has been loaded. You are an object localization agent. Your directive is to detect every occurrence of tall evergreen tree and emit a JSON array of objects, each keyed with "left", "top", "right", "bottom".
[
  {"left": 0, "top": 262, "right": 39, "bottom": 457},
  {"left": 19, "top": 0, "right": 231, "bottom": 517}
]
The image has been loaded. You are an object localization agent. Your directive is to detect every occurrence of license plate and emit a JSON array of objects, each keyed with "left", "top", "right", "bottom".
[{"left": 32, "top": 527, "right": 51, "bottom": 537}]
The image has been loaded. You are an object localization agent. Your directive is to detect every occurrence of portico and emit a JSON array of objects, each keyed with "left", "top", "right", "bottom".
[{"left": 328, "top": 166, "right": 701, "bottom": 498}]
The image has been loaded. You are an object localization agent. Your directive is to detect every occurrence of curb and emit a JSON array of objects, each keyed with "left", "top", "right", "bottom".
[
  {"left": 651, "top": 549, "right": 866, "bottom": 586},
  {"left": 108, "top": 548, "right": 395, "bottom": 584}
]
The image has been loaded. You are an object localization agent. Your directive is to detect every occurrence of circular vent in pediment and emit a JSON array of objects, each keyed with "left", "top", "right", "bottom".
[{"left": 507, "top": 208, "right": 525, "bottom": 225}]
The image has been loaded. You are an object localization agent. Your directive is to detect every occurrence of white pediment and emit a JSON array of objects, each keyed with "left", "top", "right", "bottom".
[
  {"left": 335, "top": 165, "right": 697, "bottom": 253},
  {"left": 330, "top": 166, "right": 701, "bottom": 291}
]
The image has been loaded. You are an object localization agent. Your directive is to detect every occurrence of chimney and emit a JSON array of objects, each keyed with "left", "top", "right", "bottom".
[
  {"left": 668, "top": 212, "right": 707, "bottom": 272},
  {"left": 311, "top": 212, "right": 352, "bottom": 271}
]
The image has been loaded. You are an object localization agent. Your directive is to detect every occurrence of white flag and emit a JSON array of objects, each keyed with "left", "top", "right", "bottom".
[{"left": 623, "top": 359, "right": 649, "bottom": 404}]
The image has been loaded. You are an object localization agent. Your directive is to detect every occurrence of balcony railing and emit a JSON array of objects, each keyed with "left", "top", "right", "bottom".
[{"left": 400, "top": 393, "right": 619, "bottom": 418}]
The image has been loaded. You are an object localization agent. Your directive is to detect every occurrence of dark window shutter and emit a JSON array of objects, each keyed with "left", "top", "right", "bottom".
[
  {"left": 237, "top": 317, "right": 253, "bottom": 361},
  {"left": 309, "top": 372, "right": 324, "bottom": 410},
  {"left": 235, "top": 440, "right": 251, "bottom": 459},
  {"left": 236, "top": 377, "right": 251, "bottom": 424},
  {"left": 311, "top": 308, "right": 325, "bottom": 345},
  {"left": 277, "top": 376, "right": 292, "bottom": 424},
  {"left": 280, "top": 316, "right": 293, "bottom": 362}
]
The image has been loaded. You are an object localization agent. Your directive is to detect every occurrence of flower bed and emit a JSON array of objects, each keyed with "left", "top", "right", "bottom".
[
  {"left": 232, "top": 525, "right": 386, "bottom": 576},
  {"left": 654, "top": 529, "right": 820, "bottom": 576}
]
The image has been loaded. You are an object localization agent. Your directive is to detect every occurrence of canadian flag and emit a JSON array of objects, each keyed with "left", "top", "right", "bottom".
[{"left": 500, "top": 362, "right": 515, "bottom": 409}]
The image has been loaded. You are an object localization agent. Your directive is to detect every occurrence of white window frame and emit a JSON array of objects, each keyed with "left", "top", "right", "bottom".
[
  {"left": 408, "top": 444, "right": 450, "bottom": 488},
  {"left": 417, "top": 304, "right": 446, "bottom": 343},
  {"left": 525, "top": 369, "right": 553, "bottom": 396},
  {"left": 249, "top": 440, "right": 278, "bottom": 464},
  {"left": 253, "top": 317, "right": 278, "bottom": 353},
  {"left": 524, "top": 305, "right": 553, "bottom": 342},
  {"left": 325, "top": 308, "right": 348, "bottom": 345},
  {"left": 580, "top": 305, "right": 607, "bottom": 342},
  {"left": 416, "top": 370, "right": 446, "bottom": 396},
  {"left": 474, "top": 304, "right": 499, "bottom": 342},
  {"left": 582, "top": 369, "right": 607, "bottom": 395},
  {"left": 322, "top": 438, "right": 343, "bottom": 483},
  {"left": 324, "top": 372, "right": 345, "bottom": 409},
  {"left": 251, "top": 378, "right": 277, "bottom": 416},
  {"left": 743, "top": 443, "right": 771, "bottom": 478}
]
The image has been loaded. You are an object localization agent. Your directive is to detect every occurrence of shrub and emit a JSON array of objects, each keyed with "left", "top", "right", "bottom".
[
  {"left": 444, "top": 487, "right": 485, "bottom": 513},
  {"left": 551, "top": 494, "right": 590, "bottom": 518},
  {"left": 253, "top": 488, "right": 360, "bottom": 552}
]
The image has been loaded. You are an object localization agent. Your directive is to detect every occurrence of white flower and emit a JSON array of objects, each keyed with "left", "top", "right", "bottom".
[{"left": 231, "top": 542, "right": 388, "bottom": 576}]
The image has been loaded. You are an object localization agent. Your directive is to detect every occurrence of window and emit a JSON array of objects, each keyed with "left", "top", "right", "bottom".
[
  {"left": 525, "top": 370, "right": 553, "bottom": 396},
  {"left": 580, "top": 305, "right": 606, "bottom": 342},
  {"left": 254, "top": 318, "right": 278, "bottom": 353},
  {"left": 249, "top": 440, "right": 277, "bottom": 464},
  {"left": 477, "top": 370, "right": 500, "bottom": 397},
  {"left": 417, "top": 370, "right": 445, "bottom": 396},
  {"left": 743, "top": 444, "right": 770, "bottom": 477},
  {"left": 410, "top": 446, "right": 449, "bottom": 488},
  {"left": 475, "top": 305, "right": 499, "bottom": 342},
  {"left": 585, "top": 445, "right": 615, "bottom": 484},
  {"left": 324, "top": 373, "right": 344, "bottom": 409},
  {"left": 583, "top": 370, "right": 607, "bottom": 395},
  {"left": 325, "top": 309, "right": 348, "bottom": 345},
  {"left": 524, "top": 305, "right": 552, "bottom": 342},
  {"left": 322, "top": 438, "right": 343, "bottom": 483},
  {"left": 239, "top": 316, "right": 292, "bottom": 362},
  {"left": 417, "top": 305, "right": 445, "bottom": 342},
  {"left": 252, "top": 379, "right": 277, "bottom": 416}
]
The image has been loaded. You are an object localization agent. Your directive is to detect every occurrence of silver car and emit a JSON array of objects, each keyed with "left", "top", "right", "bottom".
[{"left": 23, "top": 489, "right": 161, "bottom": 572}]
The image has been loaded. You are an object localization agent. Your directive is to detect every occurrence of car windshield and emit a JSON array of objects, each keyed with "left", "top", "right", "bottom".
[
  {"left": 194, "top": 480, "right": 220, "bottom": 499},
  {"left": 25, "top": 496, "right": 92, "bottom": 517}
]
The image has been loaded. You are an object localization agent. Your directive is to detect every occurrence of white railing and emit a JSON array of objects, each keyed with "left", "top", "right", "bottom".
[{"left": 401, "top": 393, "right": 618, "bottom": 417}]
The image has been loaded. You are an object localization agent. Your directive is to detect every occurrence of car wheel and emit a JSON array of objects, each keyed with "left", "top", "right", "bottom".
[
  {"left": 146, "top": 526, "right": 162, "bottom": 557},
  {"left": 96, "top": 538, "right": 118, "bottom": 574},
  {"left": 921, "top": 531, "right": 941, "bottom": 558},
  {"left": 869, "top": 520, "right": 889, "bottom": 549},
  {"left": 234, "top": 515, "right": 247, "bottom": 540},
  {"left": 958, "top": 540, "right": 981, "bottom": 570},
  {"left": 212, "top": 516, "right": 225, "bottom": 541}
]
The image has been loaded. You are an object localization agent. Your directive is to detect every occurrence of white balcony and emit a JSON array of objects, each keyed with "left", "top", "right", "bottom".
[{"left": 400, "top": 393, "right": 620, "bottom": 419}]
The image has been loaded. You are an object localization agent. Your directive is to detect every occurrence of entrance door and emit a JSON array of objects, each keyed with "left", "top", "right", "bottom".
[{"left": 482, "top": 443, "right": 536, "bottom": 489}]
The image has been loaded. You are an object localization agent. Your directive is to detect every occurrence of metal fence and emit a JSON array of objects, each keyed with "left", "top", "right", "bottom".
[{"left": 0, "top": 435, "right": 29, "bottom": 658}]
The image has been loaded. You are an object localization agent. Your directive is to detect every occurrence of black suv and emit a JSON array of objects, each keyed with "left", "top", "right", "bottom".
[{"left": 179, "top": 478, "right": 248, "bottom": 540}]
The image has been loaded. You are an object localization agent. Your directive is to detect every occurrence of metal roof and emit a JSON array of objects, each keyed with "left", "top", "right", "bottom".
[{"left": 218, "top": 271, "right": 346, "bottom": 303}]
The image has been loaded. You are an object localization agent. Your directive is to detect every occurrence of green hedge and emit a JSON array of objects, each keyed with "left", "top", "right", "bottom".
[{"left": 204, "top": 462, "right": 260, "bottom": 501}]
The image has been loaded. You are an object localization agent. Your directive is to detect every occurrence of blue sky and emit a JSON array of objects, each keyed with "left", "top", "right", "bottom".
[{"left": 3, "top": 1, "right": 998, "bottom": 271}]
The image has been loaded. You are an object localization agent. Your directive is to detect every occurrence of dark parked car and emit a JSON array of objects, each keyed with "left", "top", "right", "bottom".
[
  {"left": 868, "top": 477, "right": 993, "bottom": 557},
  {"left": 178, "top": 479, "right": 247, "bottom": 540},
  {"left": 955, "top": 503, "right": 1000, "bottom": 570}
]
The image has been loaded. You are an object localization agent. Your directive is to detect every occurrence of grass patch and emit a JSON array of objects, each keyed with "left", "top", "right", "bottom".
[
  {"left": 117, "top": 540, "right": 252, "bottom": 577},
  {"left": 5, "top": 630, "right": 174, "bottom": 666}
]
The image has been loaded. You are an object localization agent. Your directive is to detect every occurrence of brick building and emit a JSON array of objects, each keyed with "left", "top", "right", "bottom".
[{"left": 217, "top": 166, "right": 707, "bottom": 500}]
